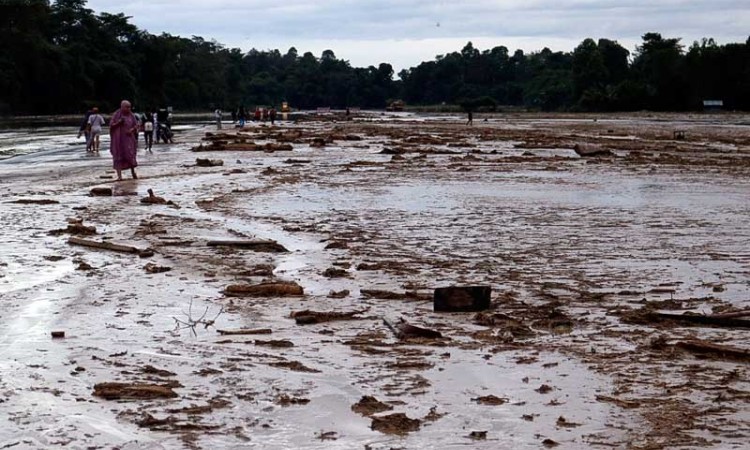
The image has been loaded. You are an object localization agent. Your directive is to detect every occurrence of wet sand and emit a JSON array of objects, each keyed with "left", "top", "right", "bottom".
[{"left": 0, "top": 112, "right": 749, "bottom": 449}]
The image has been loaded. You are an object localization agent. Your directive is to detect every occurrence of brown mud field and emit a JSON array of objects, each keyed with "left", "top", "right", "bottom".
[{"left": 1, "top": 112, "right": 749, "bottom": 449}]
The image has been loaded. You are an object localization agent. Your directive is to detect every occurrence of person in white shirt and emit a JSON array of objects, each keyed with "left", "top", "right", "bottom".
[
  {"left": 87, "top": 107, "right": 106, "bottom": 153},
  {"left": 214, "top": 108, "right": 223, "bottom": 130}
]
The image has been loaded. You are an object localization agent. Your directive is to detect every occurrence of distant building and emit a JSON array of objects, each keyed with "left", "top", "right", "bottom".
[{"left": 703, "top": 100, "right": 724, "bottom": 112}]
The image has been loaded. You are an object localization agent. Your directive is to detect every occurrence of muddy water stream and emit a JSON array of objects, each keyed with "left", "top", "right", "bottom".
[{"left": 1, "top": 114, "right": 748, "bottom": 449}]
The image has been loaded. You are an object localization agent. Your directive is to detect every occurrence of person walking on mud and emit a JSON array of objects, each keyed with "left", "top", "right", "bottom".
[
  {"left": 87, "top": 107, "right": 105, "bottom": 153},
  {"left": 466, "top": 110, "right": 473, "bottom": 126},
  {"left": 143, "top": 111, "right": 154, "bottom": 152},
  {"left": 109, "top": 100, "right": 139, "bottom": 181},
  {"left": 214, "top": 108, "right": 223, "bottom": 130},
  {"left": 77, "top": 108, "right": 93, "bottom": 152}
]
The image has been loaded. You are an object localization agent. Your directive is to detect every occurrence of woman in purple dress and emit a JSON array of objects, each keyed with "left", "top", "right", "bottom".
[{"left": 109, "top": 100, "right": 139, "bottom": 181}]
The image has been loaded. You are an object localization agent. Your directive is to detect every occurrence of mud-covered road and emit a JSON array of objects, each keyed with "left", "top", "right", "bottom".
[{"left": 1, "top": 112, "right": 748, "bottom": 449}]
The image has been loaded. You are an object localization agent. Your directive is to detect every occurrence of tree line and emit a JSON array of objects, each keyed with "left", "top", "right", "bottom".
[{"left": 1, "top": 0, "right": 749, "bottom": 115}]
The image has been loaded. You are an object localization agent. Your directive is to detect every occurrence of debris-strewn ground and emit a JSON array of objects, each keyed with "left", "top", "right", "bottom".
[{"left": 0, "top": 112, "right": 748, "bottom": 449}]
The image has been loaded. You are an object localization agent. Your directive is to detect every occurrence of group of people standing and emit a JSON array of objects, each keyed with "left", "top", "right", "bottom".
[
  {"left": 224, "top": 106, "right": 278, "bottom": 128},
  {"left": 77, "top": 101, "right": 175, "bottom": 181}
]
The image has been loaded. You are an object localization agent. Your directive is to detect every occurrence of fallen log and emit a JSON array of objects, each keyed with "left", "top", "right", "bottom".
[
  {"left": 291, "top": 308, "right": 369, "bottom": 325},
  {"left": 9, "top": 198, "right": 60, "bottom": 205},
  {"left": 90, "top": 187, "right": 113, "bottom": 197},
  {"left": 224, "top": 281, "right": 303, "bottom": 297},
  {"left": 207, "top": 240, "right": 288, "bottom": 253},
  {"left": 216, "top": 328, "right": 272, "bottom": 335},
  {"left": 93, "top": 382, "right": 178, "bottom": 400},
  {"left": 573, "top": 143, "right": 612, "bottom": 157},
  {"left": 196, "top": 158, "right": 224, "bottom": 167},
  {"left": 654, "top": 312, "right": 750, "bottom": 329},
  {"left": 68, "top": 236, "right": 154, "bottom": 258},
  {"left": 675, "top": 340, "right": 750, "bottom": 361},
  {"left": 708, "top": 309, "right": 750, "bottom": 319},
  {"left": 383, "top": 317, "right": 443, "bottom": 339}
]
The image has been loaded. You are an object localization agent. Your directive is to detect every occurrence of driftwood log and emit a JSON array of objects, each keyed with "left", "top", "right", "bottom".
[
  {"left": 207, "top": 240, "right": 288, "bottom": 253},
  {"left": 383, "top": 317, "right": 442, "bottom": 339},
  {"left": 68, "top": 236, "right": 154, "bottom": 257},
  {"left": 654, "top": 312, "right": 750, "bottom": 329}
]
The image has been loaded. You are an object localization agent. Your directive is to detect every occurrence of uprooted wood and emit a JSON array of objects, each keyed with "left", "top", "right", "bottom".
[
  {"left": 90, "top": 187, "right": 113, "bottom": 197},
  {"left": 224, "top": 281, "right": 304, "bottom": 297},
  {"left": 68, "top": 236, "right": 154, "bottom": 257},
  {"left": 652, "top": 312, "right": 750, "bottom": 329},
  {"left": 49, "top": 221, "right": 97, "bottom": 236},
  {"left": 708, "top": 309, "right": 750, "bottom": 319},
  {"left": 207, "top": 240, "right": 288, "bottom": 253},
  {"left": 216, "top": 328, "right": 272, "bottom": 336},
  {"left": 370, "top": 413, "right": 421, "bottom": 435},
  {"left": 173, "top": 299, "right": 224, "bottom": 337},
  {"left": 196, "top": 158, "right": 224, "bottom": 167},
  {"left": 140, "top": 189, "right": 177, "bottom": 207},
  {"left": 290, "top": 308, "right": 369, "bottom": 325},
  {"left": 573, "top": 143, "right": 613, "bottom": 157},
  {"left": 360, "top": 289, "right": 431, "bottom": 301},
  {"left": 351, "top": 396, "right": 393, "bottom": 417},
  {"left": 383, "top": 317, "right": 443, "bottom": 339},
  {"left": 675, "top": 340, "right": 750, "bottom": 361},
  {"left": 9, "top": 198, "right": 59, "bottom": 205},
  {"left": 93, "top": 382, "right": 178, "bottom": 400}
]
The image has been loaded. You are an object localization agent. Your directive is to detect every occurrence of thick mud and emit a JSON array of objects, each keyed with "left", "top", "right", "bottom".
[{"left": 1, "top": 112, "right": 749, "bottom": 449}]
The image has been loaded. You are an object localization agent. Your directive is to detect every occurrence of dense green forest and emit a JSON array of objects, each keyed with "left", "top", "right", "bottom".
[{"left": 1, "top": 0, "right": 749, "bottom": 114}]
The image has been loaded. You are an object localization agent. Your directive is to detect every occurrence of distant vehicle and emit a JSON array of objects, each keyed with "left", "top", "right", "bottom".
[{"left": 386, "top": 100, "right": 405, "bottom": 112}]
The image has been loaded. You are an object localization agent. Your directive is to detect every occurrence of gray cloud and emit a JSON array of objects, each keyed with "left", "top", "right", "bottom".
[{"left": 85, "top": 0, "right": 749, "bottom": 70}]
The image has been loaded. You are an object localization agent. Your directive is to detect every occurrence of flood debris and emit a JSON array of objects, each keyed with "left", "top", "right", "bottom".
[
  {"left": 471, "top": 395, "right": 508, "bottom": 405},
  {"left": 573, "top": 143, "right": 612, "bottom": 157},
  {"left": 675, "top": 340, "right": 750, "bottom": 361},
  {"left": 9, "top": 198, "right": 59, "bottom": 205},
  {"left": 68, "top": 236, "right": 154, "bottom": 257},
  {"left": 351, "top": 396, "right": 393, "bottom": 417},
  {"left": 383, "top": 317, "right": 443, "bottom": 339},
  {"left": 275, "top": 394, "right": 310, "bottom": 406},
  {"left": 327, "top": 289, "right": 350, "bottom": 298},
  {"left": 144, "top": 262, "right": 172, "bottom": 274},
  {"left": 370, "top": 413, "right": 421, "bottom": 435},
  {"left": 90, "top": 187, "right": 113, "bottom": 196},
  {"left": 623, "top": 309, "right": 750, "bottom": 329},
  {"left": 196, "top": 158, "right": 224, "bottom": 167},
  {"left": 316, "top": 431, "right": 338, "bottom": 441},
  {"left": 142, "top": 365, "right": 177, "bottom": 377},
  {"left": 207, "top": 239, "right": 289, "bottom": 253},
  {"left": 467, "top": 431, "right": 488, "bottom": 440},
  {"left": 93, "top": 382, "right": 179, "bottom": 400},
  {"left": 255, "top": 339, "right": 294, "bottom": 348},
  {"left": 434, "top": 286, "right": 491, "bottom": 312},
  {"left": 49, "top": 219, "right": 97, "bottom": 236},
  {"left": 141, "top": 188, "right": 178, "bottom": 207},
  {"left": 360, "top": 289, "right": 431, "bottom": 301},
  {"left": 290, "top": 308, "right": 369, "bottom": 325},
  {"left": 322, "top": 267, "right": 349, "bottom": 278},
  {"left": 216, "top": 328, "right": 272, "bottom": 336},
  {"left": 224, "top": 281, "right": 304, "bottom": 297},
  {"left": 268, "top": 360, "right": 321, "bottom": 373}
]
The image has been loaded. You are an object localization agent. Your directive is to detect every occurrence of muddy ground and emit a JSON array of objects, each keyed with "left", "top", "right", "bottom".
[{"left": 0, "top": 112, "right": 749, "bottom": 449}]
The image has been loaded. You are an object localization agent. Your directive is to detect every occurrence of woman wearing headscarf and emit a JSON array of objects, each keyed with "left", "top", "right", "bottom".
[{"left": 109, "top": 100, "right": 139, "bottom": 180}]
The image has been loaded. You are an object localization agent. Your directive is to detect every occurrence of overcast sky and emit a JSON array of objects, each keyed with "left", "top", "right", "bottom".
[{"left": 86, "top": 0, "right": 749, "bottom": 72}]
